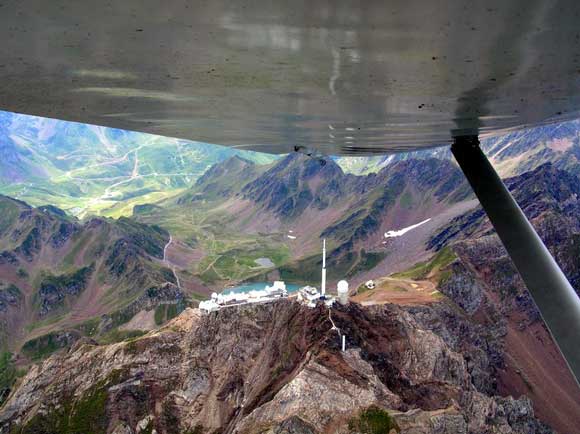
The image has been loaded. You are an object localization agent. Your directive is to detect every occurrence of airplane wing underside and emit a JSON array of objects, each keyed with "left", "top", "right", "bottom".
[{"left": 1, "top": 0, "right": 580, "bottom": 155}]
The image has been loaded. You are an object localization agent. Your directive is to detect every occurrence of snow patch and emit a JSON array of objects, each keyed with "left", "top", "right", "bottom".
[{"left": 384, "top": 218, "right": 431, "bottom": 238}]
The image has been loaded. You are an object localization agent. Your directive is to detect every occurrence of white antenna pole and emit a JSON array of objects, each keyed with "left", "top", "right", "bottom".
[
  {"left": 342, "top": 335, "right": 346, "bottom": 352},
  {"left": 321, "top": 239, "right": 326, "bottom": 296}
]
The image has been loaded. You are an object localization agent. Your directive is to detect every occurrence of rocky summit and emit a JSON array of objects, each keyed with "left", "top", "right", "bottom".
[{"left": 0, "top": 299, "right": 552, "bottom": 434}]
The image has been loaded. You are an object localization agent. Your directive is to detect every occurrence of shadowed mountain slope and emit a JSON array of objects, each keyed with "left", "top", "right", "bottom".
[
  {"left": 0, "top": 195, "right": 190, "bottom": 356},
  {"left": 393, "top": 163, "right": 580, "bottom": 433}
]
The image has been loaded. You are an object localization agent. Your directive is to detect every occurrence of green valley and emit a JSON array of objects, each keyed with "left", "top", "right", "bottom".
[{"left": 0, "top": 111, "right": 277, "bottom": 218}]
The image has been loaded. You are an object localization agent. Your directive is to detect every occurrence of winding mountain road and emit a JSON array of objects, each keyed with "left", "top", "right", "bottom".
[{"left": 163, "top": 234, "right": 182, "bottom": 290}]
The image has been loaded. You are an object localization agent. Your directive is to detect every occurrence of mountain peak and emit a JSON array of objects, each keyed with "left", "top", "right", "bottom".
[
  {"left": 185, "top": 155, "right": 261, "bottom": 201},
  {"left": 195, "top": 155, "right": 255, "bottom": 188},
  {"left": 37, "top": 204, "right": 69, "bottom": 219},
  {"left": 241, "top": 154, "right": 347, "bottom": 220},
  {"left": 269, "top": 153, "right": 344, "bottom": 178},
  {"left": 507, "top": 162, "right": 580, "bottom": 208},
  {"left": 220, "top": 154, "right": 255, "bottom": 169},
  {"left": 0, "top": 194, "right": 31, "bottom": 210}
]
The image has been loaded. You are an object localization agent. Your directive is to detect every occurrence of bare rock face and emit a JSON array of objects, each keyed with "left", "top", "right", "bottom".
[
  {"left": 269, "top": 416, "right": 317, "bottom": 434},
  {"left": 0, "top": 301, "right": 552, "bottom": 434},
  {"left": 437, "top": 261, "right": 484, "bottom": 315}
]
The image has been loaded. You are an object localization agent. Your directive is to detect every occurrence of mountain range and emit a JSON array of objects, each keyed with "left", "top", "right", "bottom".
[
  {"left": 0, "top": 194, "right": 194, "bottom": 356},
  {"left": 335, "top": 119, "right": 580, "bottom": 178},
  {"left": 1, "top": 113, "right": 580, "bottom": 433},
  {"left": 0, "top": 151, "right": 472, "bottom": 372},
  {"left": 133, "top": 153, "right": 475, "bottom": 290},
  {"left": 4, "top": 159, "right": 580, "bottom": 431}
]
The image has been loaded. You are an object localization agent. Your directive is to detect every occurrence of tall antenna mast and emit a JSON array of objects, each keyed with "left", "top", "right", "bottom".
[{"left": 321, "top": 239, "right": 326, "bottom": 297}]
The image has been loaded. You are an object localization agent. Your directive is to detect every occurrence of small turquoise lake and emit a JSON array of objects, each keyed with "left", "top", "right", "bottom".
[{"left": 222, "top": 282, "right": 301, "bottom": 295}]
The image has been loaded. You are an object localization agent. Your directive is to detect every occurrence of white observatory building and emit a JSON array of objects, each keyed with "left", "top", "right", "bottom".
[{"left": 337, "top": 280, "right": 349, "bottom": 305}]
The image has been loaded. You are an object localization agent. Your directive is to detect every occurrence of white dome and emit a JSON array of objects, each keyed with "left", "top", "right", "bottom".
[{"left": 337, "top": 280, "right": 349, "bottom": 293}]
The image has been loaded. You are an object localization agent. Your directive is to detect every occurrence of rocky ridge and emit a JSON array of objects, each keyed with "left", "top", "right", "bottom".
[
  {"left": 429, "top": 163, "right": 580, "bottom": 314},
  {"left": 422, "top": 163, "right": 580, "bottom": 433},
  {"left": 0, "top": 300, "right": 552, "bottom": 434}
]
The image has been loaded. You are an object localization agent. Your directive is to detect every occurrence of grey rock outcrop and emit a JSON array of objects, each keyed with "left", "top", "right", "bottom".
[{"left": 0, "top": 300, "right": 552, "bottom": 434}]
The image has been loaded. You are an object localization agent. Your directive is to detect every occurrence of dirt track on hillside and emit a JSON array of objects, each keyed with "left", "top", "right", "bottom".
[{"left": 352, "top": 277, "right": 440, "bottom": 306}]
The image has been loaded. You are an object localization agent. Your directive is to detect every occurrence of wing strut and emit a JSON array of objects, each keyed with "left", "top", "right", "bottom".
[{"left": 452, "top": 135, "right": 580, "bottom": 387}]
